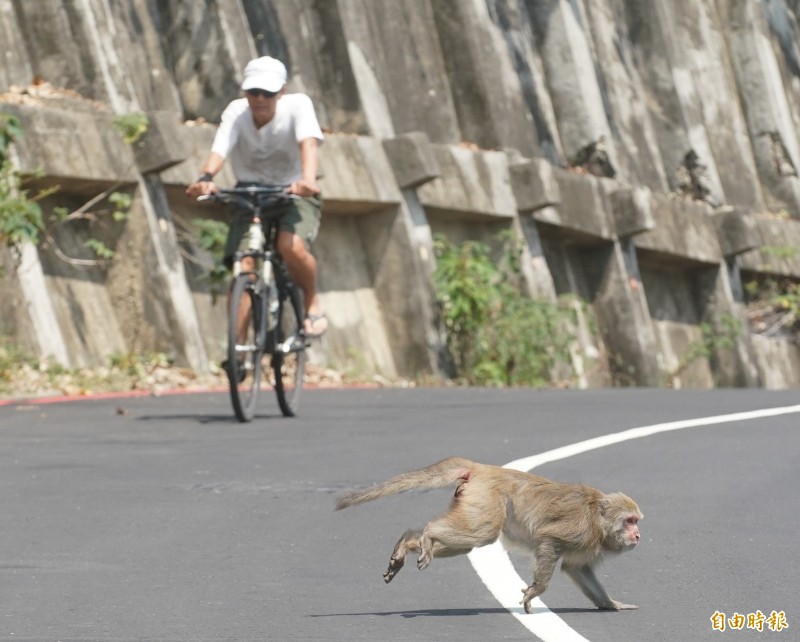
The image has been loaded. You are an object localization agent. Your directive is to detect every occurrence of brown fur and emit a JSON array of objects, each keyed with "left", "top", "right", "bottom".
[{"left": 336, "top": 457, "right": 643, "bottom": 612}]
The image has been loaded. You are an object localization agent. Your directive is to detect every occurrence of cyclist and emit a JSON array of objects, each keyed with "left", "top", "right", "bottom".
[{"left": 186, "top": 55, "right": 327, "bottom": 337}]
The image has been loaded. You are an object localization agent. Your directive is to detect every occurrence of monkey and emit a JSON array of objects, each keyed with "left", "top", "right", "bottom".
[{"left": 335, "top": 457, "right": 642, "bottom": 613}]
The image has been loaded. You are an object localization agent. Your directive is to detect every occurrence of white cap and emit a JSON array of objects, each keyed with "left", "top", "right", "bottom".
[{"left": 241, "top": 56, "right": 287, "bottom": 93}]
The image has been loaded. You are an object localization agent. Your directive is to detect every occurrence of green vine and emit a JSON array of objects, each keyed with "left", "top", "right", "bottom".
[
  {"left": 433, "top": 231, "right": 576, "bottom": 386},
  {"left": 0, "top": 159, "right": 46, "bottom": 249},
  {"left": 0, "top": 113, "right": 23, "bottom": 160},
  {"left": 186, "top": 218, "right": 230, "bottom": 303},
  {"left": 0, "top": 112, "right": 135, "bottom": 264},
  {"left": 665, "top": 314, "right": 741, "bottom": 386},
  {"left": 0, "top": 115, "right": 48, "bottom": 251}
]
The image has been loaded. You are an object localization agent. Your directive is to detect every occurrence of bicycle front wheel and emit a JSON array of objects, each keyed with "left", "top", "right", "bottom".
[
  {"left": 272, "top": 285, "right": 307, "bottom": 417},
  {"left": 227, "top": 273, "right": 266, "bottom": 422}
]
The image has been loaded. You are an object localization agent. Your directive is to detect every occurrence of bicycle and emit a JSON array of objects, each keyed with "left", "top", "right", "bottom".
[{"left": 198, "top": 185, "right": 308, "bottom": 422}]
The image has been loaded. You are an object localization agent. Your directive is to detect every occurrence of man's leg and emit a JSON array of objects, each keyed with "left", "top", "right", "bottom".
[
  {"left": 277, "top": 231, "right": 327, "bottom": 336},
  {"left": 277, "top": 195, "right": 326, "bottom": 336},
  {"left": 223, "top": 215, "right": 256, "bottom": 370},
  {"left": 234, "top": 256, "right": 256, "bottom": 341}
]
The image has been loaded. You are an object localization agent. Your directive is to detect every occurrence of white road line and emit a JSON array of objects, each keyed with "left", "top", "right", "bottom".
[{"left": 468, "top": 403, "right": 800, "bottom": 642}]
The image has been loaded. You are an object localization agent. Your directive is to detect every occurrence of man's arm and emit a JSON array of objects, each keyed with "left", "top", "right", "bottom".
[
  {"left": 185, "top": 151, "right": 226, "bottom": 199},
  {"left": 288, "top": 137, "right": 321, "bottom": 197}
]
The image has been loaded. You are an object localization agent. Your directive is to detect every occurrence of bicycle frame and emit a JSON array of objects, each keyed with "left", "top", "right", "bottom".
[{"left": 198, "top": 185, "right": 308, "bottom": 421}]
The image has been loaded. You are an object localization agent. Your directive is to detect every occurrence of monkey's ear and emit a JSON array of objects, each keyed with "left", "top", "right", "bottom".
[{"left": 598, "top": 493, "right": 624, "bottom": 517}]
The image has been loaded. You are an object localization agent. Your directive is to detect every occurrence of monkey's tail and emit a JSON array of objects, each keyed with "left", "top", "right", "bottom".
[{"left": 334, "top": 457, "right": 477, "bottom": 510}]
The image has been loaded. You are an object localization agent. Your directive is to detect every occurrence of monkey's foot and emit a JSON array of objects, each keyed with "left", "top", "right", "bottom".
[
  {"left": 520, "top": 586, "right": 541, "bottom": 614},
  {"left": 416, "top": 551, "right": 432, "bottom": 571},
  {"left": 383, "top": 555, "right": 405, "bottom": 583}
]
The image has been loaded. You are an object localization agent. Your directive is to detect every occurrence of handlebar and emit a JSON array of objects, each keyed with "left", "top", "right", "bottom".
[{"left": 197, "top": 185, "right": 296, "bottom": 213}]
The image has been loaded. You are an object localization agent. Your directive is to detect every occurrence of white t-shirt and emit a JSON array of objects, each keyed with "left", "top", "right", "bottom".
[{"left": 211, "top": 93, "right": 324, "bottom": 186}]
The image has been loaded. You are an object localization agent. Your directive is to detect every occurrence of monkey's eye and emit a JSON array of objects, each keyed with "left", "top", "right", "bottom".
[{"left": 624, "top": 517, "right": 638, "bottom": 525}]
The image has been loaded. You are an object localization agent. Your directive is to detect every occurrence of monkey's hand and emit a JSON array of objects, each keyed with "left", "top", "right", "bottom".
[
  {"left": 599, "top": 599, "right": 638, "bottom": 611},
  {"left": 416, "top": 550, "right": 432, "bottom": 571}
]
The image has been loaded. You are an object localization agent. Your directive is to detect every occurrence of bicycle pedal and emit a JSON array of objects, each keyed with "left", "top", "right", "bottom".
[
  {"left": 278, "top": 335, "right": 306, "bottom": 354},
  {"left": 223, "top": 357, "right": 251, "bottom": 383}
]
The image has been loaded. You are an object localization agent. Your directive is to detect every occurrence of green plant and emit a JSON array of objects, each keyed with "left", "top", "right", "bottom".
[
  {"left": 0, "top": 113, "right": 23, "bottom": 161},
  {"left": 434, "top": 236, "right": 495, "bottom": 370},
  {"left": 108, "top": 191, "right": 132, "bottom": 221},
  {"left": 51, "top": 190, "right": 132, "bottom": 260},
  {"left": 0, "top": 341, "right": 186, "bottom": 396},
  {"left": 744, "top": 277, "right": 800, "bottom": 340},
  {"left": 0, "top": 114, "right": 46, "bottom": 251},
  {"left": 192, "top": 218, "right": 228, "bottom": 257},
  {"left": 433, "top": 232, "right": 575, "bottom": 386},
  {"left": 760, "top": 245, "right": 799, "bottom": 261},
  {"left": 0, "top": 160, "right": 45, "bottom": 249},
  {"left": 112, "top": 112, "right": 149, "bottom": 144},
  {"left": 341, "top": 348, "right": 370, "bottom": 381},
  {"left": 109, "top": 350, "right": 172, "bottom": 378},
  {"left": 665, "top": 314, "right": 741, "bottom": 386},
  {"left": 183, "top": 218, "right": 230, "bottom": 302},
  {"left": 0, "top": 339, "right": 37, "bottom": 384},
  {"left": 0, "top": 338, "right": 75, "bottom": 394},
  {"left": 0, "top": 113, "right": 132, "bottom": 263}
]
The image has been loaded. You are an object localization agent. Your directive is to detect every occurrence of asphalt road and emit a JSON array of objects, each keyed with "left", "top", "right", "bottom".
[{"left": 1, "top": 387, "right": 798, "bottom": 642}]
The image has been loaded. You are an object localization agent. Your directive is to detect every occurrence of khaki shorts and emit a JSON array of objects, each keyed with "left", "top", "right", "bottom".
[{"left": 223, "top": 193, "right": 322, "bottom": 268}]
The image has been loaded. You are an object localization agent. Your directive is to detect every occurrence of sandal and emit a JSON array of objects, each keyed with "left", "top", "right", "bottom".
[{"left": 304, "top": 313, "right": 328, "bottom": 338}]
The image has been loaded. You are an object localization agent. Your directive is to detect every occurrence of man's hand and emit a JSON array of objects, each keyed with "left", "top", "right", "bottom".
[
  {"left": 185, "top": 180, "right": 218, "bottom": 199},
  {"left": 287, "top": 179, "right": 321, "bottom": 198}
]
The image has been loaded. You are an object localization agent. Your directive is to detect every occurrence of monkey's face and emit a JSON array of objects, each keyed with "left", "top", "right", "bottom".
[
  {"left": 603, "top": 513, "right": 641, "bottom": 553},
  {"left": 620, "top": 515, "right": 641, "bottom": 549},
  {"left": 601, "top": 493, "right": 643, "bottom": 552}
]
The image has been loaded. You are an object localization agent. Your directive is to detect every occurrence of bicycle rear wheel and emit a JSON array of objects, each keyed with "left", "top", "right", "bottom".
[
  {"left": 227, "top": 273, "right": 266, "bottom": 422},
  {"left": 272, "top": 285, "right": 307, "bottom": 417}
]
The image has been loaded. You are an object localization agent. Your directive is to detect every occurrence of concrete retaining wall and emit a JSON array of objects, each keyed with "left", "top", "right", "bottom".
[{"left": 1, "top": 0, "right": 799, "bottom": 388}]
